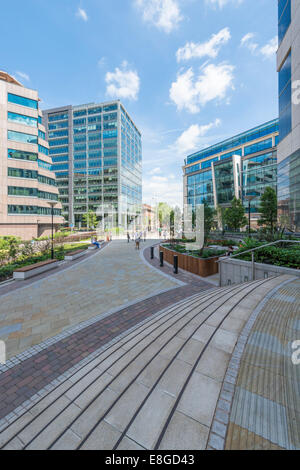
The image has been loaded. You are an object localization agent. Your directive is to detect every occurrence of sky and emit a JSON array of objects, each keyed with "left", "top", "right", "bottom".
[{"left": 0, "top": 0, "right": 279, "bottom": 207}]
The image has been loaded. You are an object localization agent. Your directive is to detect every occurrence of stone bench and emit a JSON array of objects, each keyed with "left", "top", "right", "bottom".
[
  {"left": 13, "top": 259, "right": 59, "bottom": 281},
  {"left": 64, "top": 249, "right": 87, "bottom": 261}
]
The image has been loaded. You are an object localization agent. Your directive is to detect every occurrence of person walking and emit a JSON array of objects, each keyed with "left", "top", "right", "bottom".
[
  {"left": 135, "top": 235, "right": 141, "bottom": 250},
  {"left": 127, "top": 232, "right": 130, "bottom": 243}
]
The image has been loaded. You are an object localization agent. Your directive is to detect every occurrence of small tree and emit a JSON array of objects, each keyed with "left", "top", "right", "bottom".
[
  {"left": 224, "top": 197, "right": 248, "bottom": 231},
  {"left": 198, "top": 201, "right": 216, "bottom": 255},
  {"left": 258, "top": 187, "right": 278, "bottom": 235},
  {"left": 82, "top": 211, "right": 98, "bottom": 229}
]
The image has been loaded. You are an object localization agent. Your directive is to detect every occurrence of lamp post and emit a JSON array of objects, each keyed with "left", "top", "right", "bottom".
[
  {"left": 48, "top": 201, "right": 57, "bottom": 259},
  {"left": 244, "top": 194, "right": 256, "bottom": 236}
]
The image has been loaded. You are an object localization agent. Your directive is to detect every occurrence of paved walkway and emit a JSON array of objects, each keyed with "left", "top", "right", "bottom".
[
  {"left": 0, "top": 241, "right": 212, "bottom": 421},
  {"left": 0, "top": 240, "right": 179, "bottom": 360}
]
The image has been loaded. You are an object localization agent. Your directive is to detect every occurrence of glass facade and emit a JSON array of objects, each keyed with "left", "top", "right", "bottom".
[
  {"left": 184, "top": 120, "right": 279, "bottom": 222},
  {"left": 8, "top": 205, "right": 61, "bottom": 216},
  {"left": 7, "top": 130, "right": 38, "bottom": 145},
  {"left": 279, "top": 51, "right": 292, "bottom": 142},
  {"left": 7, "top": 93, "right": 38, "bottom": 109},
  {"left": 44, "top": 101, "right": 142, "bottom": 228},
  {"left": 278, "top": 0, "right": 291, "bottom": 44},
  {"left": 8, "top": 149, "right": 38, "bottom": 162},
  {"left": 278, "top": 149, "right": 300, "bottom": 230},
  {"left": 186, "top": 120, "right": 278, "bottom": 165},
  {"left": 214, "top": 160, "right": 235, "bottom": 205},
  {"left": 8, "top": 111, "right": 37, "bottom": 128}
]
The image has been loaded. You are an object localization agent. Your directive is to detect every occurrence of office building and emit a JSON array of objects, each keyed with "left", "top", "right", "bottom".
[
  {"left": 43, "top": 101, "right": 142, "bottom": 231},
  {"left": 183, "top": 119, "right": 279, "bottom": 228},
  {"left": 0, "top": 71, "right": 63, "bottom": 240},
  {"left": 277, "top": 0, "right": 300, "bottom": 231}
]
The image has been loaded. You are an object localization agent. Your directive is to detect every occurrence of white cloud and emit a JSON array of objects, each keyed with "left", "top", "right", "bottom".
[
  {"left": 105, "top": 61, "right": 140, "bottom": 101},
  {"left": 241, "top": 33, "right": 278, "bottom": 59},
  {"left": 176, "top": 27, "right": 231, "bottom": 62},
  {"left": 206, "top": 0, "right": 244, "bottom": 8},
  {"left": 143, "top": 175, "right": 183, "bottom": 207},
  {"left": 149, "top": 167, "right": 162, "bottom": 175},
  {"left": 98, "top": 57, "right": 106, "bottom": 68},
  {"left": 240, "top": 33, "right": 258, "bottom": 53},
  {"left": 170, "top": 63, "right": 235, "bottom": 113},
  {"left": 260, "top": 36, "right": 278, "bottom": 59},
  {"left": 15, "top": 71, "right": 30, "bottom": 82},
  {"left": 76, "top": 7, "right": 88, "bottom": 21},
  {"left": 175, "top": 119, "right": 221, "bottom": 155},
  {"left": 135, "top": 0, "right": 182, "bottom": 33}
]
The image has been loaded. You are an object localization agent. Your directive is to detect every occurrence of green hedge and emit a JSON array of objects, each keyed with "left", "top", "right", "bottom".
[{"left": 235, "top": 243, "right": 300, "bottom": 269}]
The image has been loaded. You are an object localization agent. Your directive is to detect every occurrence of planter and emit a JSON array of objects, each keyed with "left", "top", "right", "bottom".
[{"left": 159, "top": 245, "right": 219, "bottom": 277}]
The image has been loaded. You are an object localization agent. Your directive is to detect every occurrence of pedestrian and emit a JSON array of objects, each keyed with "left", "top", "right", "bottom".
[
  {"left": 92, "top": 237, "right": 100, "bottom": 249},
  {"left": 127, "top": 232, "right": 130, "bottom": 243},
  {"left": 135, "top": 235, "right": 141, "bottom": 250},
  {"left": 226, "top": 245, "right": 234, "bottom": 256}
]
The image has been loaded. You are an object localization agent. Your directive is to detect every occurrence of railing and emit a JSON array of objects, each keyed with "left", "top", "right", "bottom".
[{"left": 218, "top": 240, "right": 300, "bottom": 285}]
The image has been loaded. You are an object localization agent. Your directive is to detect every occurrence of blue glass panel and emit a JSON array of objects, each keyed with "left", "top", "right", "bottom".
[
  {"left": 8, "top": 111, "right": 37, "bottom": 127},
  {"left": 7, "top": 130, "right": 37, "bottom": 144},
  {"left": 8, "top": 93, "right": 38, "bottom": 109}
]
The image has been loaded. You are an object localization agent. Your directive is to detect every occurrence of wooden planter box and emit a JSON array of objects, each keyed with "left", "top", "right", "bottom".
[{"left": 160, "top": 245, "right": 219, "bottom": 277}]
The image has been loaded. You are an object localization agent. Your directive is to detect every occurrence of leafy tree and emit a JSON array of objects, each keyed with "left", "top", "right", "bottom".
[
  {"left": 82, "top": 211, "right": 98, "bottom": 229},
  {"left": 198, "top": 201, "right": 216, "bottom": 255},
  {"left": 224, "top": 197, "right": 248, "bottom": 231},
  {"left": 258, "top": 186, "right": 278, "bottom": 235},
  {"left": 157, "top": 202, "right": 172, "bottom": 228}
]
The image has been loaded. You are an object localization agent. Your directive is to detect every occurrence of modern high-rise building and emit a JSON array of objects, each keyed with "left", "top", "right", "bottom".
[
  {"left": 0, "top": 71, "right": 63, "bottom": 240},
  {"left": 277, "top": 0, "right": 300, "bottom": 231},
  {"left": 42, "top": 100, "right": 142, "bottom": 231},
  {"left": 183, "top": 119, "right": 279, "bottom": 228}
]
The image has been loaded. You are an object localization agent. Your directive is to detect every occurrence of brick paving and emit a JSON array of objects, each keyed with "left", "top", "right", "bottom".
[{"left": 0, "top": 241, "right": 212, "bottom": 421}]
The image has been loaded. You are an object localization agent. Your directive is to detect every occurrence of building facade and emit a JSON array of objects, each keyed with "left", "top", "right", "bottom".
[
  {"left": 183, "top": 119, "right": 279, "bottom": 228},
  {"left": 277, "top": 0, "right": 300, "bottom": 231},
  {"left": 0, "top": 71, "right": 63, "bottom": 240},
  {"left": 43, "top": 101, "right": 142, "bottom": 231}
]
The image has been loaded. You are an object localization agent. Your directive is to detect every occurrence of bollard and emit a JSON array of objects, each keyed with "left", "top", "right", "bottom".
[
  {"left": 173, "top": 255, "right": 178, "bottom": 274},
  {"left": 160, "top": 251, "right": 164, "bottom": 267},
  {"left": 150, "top": 246, "right": 154, "bottom": 259}
]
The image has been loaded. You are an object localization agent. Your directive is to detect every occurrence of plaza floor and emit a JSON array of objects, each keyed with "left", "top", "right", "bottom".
[{"left": 0, "top": 241, "right": 299, "bottom": 450}]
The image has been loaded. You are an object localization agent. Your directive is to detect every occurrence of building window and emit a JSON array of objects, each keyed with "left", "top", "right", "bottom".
[
  {"left": 7, "top": 130, "right": 38, "bottom": 145},
  {"left": 278, "top": 0, "right": 291, "bottom": 44},
  {"left": 8, "top": 111, "right": 37, "bottom": 128},
  {"left": 244, "top": 138, "right": 273, "bottom": 156},
  {"left": 279, "top": 51, "right": 292, "bottom": 142},
  {"left": 8, "top": 148, "right": 37, "bottom": 162},
  {"left": 48, "top": 113, "right": 69, "bottom": 122},
  {"left": 8, "top": 93, "right": 38, "bottom": 110},
  {"left": 8, "top": 167, "right": 38, "bottom": 179}
]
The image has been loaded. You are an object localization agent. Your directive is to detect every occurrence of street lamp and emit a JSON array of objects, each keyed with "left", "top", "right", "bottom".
[
  {"left": 244, "top": 194, "right": 257, "bottom": 236},
  {"left": 47, "top": 201, "right": 57, "bottom": 259}
]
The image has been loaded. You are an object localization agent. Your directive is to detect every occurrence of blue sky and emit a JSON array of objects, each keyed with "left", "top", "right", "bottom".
[{"left": 0, "top": 0, "right": 278, "bottom": 207}]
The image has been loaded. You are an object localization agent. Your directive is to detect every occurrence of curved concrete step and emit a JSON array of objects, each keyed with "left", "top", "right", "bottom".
[{"left": 0, "top": 275, "right": 294, "bottom": 450}]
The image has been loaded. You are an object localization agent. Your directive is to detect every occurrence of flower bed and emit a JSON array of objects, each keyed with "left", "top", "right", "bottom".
[{"left": 160, "top": 245, "right": 224, "bottom": 277}]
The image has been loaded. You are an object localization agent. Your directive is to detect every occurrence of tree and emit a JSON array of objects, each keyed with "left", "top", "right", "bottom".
[
  {"left": 198, "top": 201, "right": 216, "bottom": 255},
  {"left": 82, "top": 211, "right": 98, "bottom": 229},
  {"left": 157, "top": 202, "right": 172, "bottom": 228},
  {"left": 258, "top": 186, "right": 278, "bottom": 235},
  {"left": 224, "top": 197, "right": 248, "bottom": 231}
]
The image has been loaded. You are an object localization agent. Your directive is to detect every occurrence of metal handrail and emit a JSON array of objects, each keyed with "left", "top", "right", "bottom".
[{"left": 218, "top": 240, "right": 300, "bottom": 284}]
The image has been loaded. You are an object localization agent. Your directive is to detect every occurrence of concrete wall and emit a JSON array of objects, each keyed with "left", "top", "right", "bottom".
[{"left": 219, "top": 257, "right": 300, "bottom": 286}]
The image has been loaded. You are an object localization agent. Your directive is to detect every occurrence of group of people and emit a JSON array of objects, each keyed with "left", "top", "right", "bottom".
[{"left": 127, "top": 230, "right": 147, "bottom": 250}]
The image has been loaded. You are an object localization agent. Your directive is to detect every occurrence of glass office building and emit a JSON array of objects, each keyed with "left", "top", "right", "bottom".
[
  {"left": 43, "top": 101, "right": 142, "bottom": 230},
  {"left": 183, "top": 119, "right": 279, "bottom": 227},
  {"left": 277, "top": 0, "right": 300, "bottom": 231},
  {"left": 0, "top": 71, "right": 63, "bottom": 240}
]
